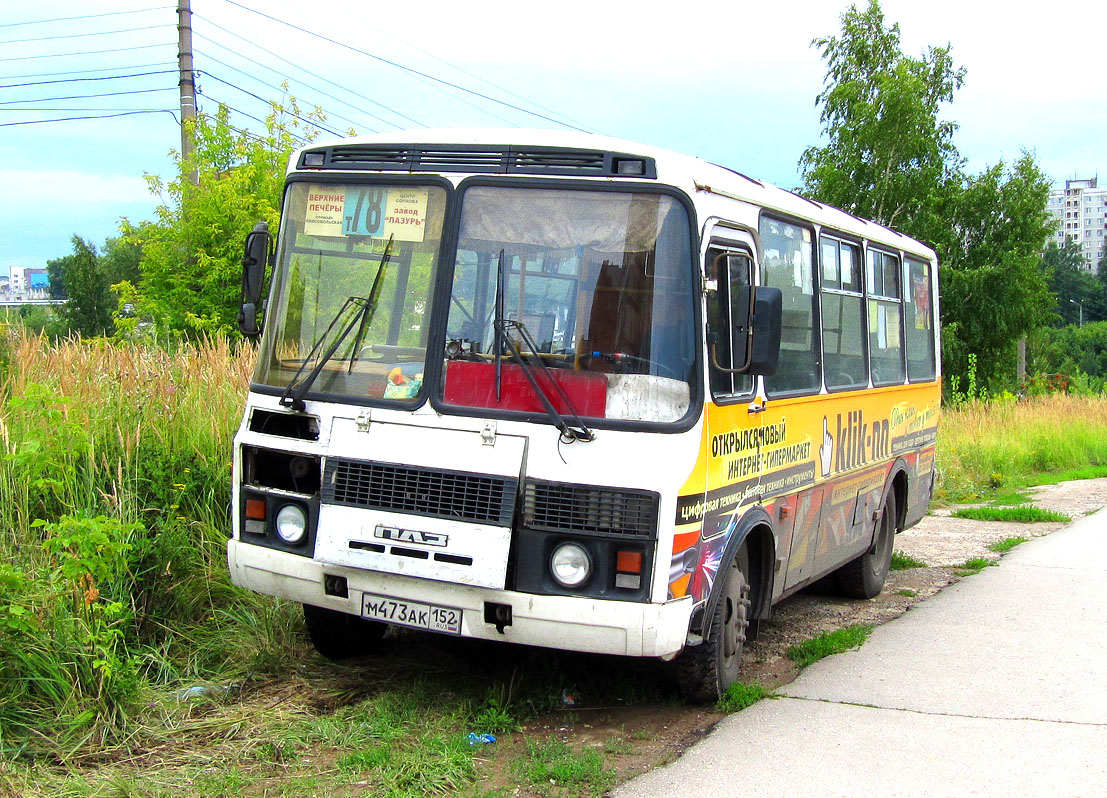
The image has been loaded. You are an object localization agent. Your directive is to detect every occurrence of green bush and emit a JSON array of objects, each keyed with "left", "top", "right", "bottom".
[{"left": 0, "top": 334, "right": 291, "bottom": 758}]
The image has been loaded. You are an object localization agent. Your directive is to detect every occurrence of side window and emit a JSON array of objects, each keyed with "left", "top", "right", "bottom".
[
  {"left": 904, "top": 257, "right": 936, "bottom": 381},
  {"left": 761, "top": 217, "right": 819, "bottom": 395},
  {"left": 820, "top": 236, "right": 866, "bottom": 390},
  {"left": 866, "top": 248, "right": 905, "bottom": 386},
  {"left": 706, "top": 245, "right": 753, "bottom": 399}
]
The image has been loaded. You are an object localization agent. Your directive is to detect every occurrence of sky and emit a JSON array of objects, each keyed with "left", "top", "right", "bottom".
[{"left": 1, "top": 0, "right": 1105, "bottom": 274}]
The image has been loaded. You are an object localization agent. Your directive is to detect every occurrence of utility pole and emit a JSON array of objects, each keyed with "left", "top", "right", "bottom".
[{"left": 177, "top": 0, "right": 198, "bottom": 185}]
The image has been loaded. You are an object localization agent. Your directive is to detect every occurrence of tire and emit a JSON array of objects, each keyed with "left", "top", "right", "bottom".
[
  {"left": 302, "top": 603, "right": 387, "bottom": 660},
  {"left": 677, "top": 548, "right": 751, "bottom": 703},
  {"left": 837, "top": 491, "right": 897, "bottom": 599}
]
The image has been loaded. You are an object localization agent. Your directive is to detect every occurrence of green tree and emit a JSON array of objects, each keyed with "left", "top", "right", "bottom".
[
  {"left": 60, "top": 236, "right": 113, "bottom": 338},
  {"left": 1096, "top": 243, "right": 1107, "bottom": 289},
  {"left": 125, "top": 94, "right": 326, "bottom": 338},
  {"left": 800, "top": 1, "right": 1054, "bottom": 393},
  {"left": 1042, "top": 237, "right": 1097, "bottom": 327},
  {"left": 1029, "top": 321, "right": 1107, "bottom": 384},
  {"left": 46, "top": 253, "right": 71, "bottom": 300},
  {"left": 99, "top": 232, "right": 142, "bottom": 288},
  {"left": 936, "top": 155, "right": 1055, "bottom": 384},
  {"left": 799, "top": 0, "right": 964, "bottom": 237}
]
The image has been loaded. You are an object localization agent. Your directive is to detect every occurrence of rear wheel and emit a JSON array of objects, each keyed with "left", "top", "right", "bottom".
[
  {"left": 837, "top": 491, "right": 897, "bottom": 599},
  {"left": 677, "top": 548, "right": 751, "bottom": 703},
  {"left": 302, "top": 603, "right": 387, "bottom": 660}
]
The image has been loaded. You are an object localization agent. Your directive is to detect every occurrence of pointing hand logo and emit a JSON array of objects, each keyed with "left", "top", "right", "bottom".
[{"left": 820, "top": 416, "right": 833, "bottom": 477}]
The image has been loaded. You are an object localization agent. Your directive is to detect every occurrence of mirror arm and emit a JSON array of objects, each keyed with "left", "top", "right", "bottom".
[{"left": 709, "top": 341, "right": 753, "bottom": 374}]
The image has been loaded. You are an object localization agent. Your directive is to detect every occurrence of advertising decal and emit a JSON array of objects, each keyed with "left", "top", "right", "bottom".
[{"left": 668, "top": 387, "right": 939, "bottom": 602}]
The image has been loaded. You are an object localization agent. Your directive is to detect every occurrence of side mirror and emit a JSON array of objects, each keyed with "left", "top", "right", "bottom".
[
  {"left": 708, "top": 251, "right": 781, "bottom": 376},
  {"left": 747, "top": 287, "right": 782, "bottom": 376},
  {"left": 239, "top": 221, "right": 271, "bottom": 337}
]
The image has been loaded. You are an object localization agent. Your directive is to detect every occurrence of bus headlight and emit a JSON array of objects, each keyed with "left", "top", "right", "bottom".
[
  {"left": 275, "top": 504, "right": 308, "bottom": 544},
  {"left": 550, "top": 542, "right": 591, "bottom": 588}
]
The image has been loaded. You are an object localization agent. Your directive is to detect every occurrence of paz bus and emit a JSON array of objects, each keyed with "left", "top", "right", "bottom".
[{"left": 228, "top": 130, "right": 939, "bottom": 701}]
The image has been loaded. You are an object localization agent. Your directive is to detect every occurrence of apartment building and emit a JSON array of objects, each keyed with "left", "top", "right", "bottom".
[{"left": 1047, "top": 178, "right": 1107, "bottom": 272}]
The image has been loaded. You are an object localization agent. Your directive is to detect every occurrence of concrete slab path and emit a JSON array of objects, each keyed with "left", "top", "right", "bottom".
[{"left": 615, "top": 510, "right": 1107, "bottom": 797}]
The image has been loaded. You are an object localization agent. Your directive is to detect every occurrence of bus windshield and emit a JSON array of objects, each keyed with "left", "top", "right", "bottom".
[
  {"left": 254, "top": 181, "right": 448, "bottom": 402},
  {"left": 440, "top": 186, "right": 697, "bottom": 424}
]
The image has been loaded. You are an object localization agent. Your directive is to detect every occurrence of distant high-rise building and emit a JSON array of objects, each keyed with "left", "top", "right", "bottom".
[
  {"left": 6, "top": 266, "right": 49, "bottom": 298},
  {"left": 1046, "top": 178, "right": 1107, "bottom": 272}
]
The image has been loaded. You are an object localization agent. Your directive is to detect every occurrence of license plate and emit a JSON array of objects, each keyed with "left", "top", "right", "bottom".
[{"left": 361, "top": 593, "right": 462, "bottom": 635}]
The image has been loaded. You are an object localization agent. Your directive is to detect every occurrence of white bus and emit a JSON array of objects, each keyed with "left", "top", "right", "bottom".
[{"left": 229, "top": 130, "right": 940, "bottom": 700}]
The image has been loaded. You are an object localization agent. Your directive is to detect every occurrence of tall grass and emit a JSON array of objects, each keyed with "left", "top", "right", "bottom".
[
  {"left": 0, "top": 330, "right": 297, "bottom": 756},
  {"left": 4, "top": 329, "right": 1107, "bottom": 761},
  {"left": 937, "top": 394, "right": 1107, "bottom": 500}
]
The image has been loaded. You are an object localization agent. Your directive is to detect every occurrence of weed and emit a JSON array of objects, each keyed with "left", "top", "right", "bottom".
[
  {"left": 897, "top": 588, "right": 918, "bottom": 597},
  {"left": 950, "top": 506, "right": 1070, "bottom": 523},
  {"left": 890, "top": 551, "right": 928, "bottom": 570},
  {"left": 955, "top": 557, "right": 998, "bottom": 575},
  {"left": 337, "top": 745, "right": 392, "bottom": 773},
  {"left": 787, "top": 625, "right": 873, "bottom": 670},
  {"left": 716, "top": 682, "right": 769, "bottom": 713},
  {"left": 602, "top": 734, "right": 633, "bottom": 755},
  {"left": 987, "top": 489, "right": 1035, "bottom": 506},
  {"left": 471, "top": 696, "right": 518, "bottom": 735},
  {"left": 989, "top": 536, "right": 1028, "bottom": 553},
  {"left": 513, "top": 736, "right": 615, "bottom": 797}
]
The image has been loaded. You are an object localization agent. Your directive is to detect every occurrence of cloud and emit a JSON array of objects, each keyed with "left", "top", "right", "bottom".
[{"left": 0, "top": 170, "right": 154, "bottom": 208}]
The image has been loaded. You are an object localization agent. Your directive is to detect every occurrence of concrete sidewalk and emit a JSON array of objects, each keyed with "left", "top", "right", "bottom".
[{"left": 615, "top": 511, "right": 1107, "bottom": 797}]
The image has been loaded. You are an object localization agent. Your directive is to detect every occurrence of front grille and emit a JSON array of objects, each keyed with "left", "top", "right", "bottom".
[
  {"left": 301, "top": 144, "right": 655, "bottom": 179},
  {"left": 324, "top": 459, "right": 517, "bottom": 526},
  {"left": 523, "top": 481, "right": 658, "bottom": 537}
]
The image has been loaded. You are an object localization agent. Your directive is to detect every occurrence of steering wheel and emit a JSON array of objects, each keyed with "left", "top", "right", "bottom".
[{"left": 579, "top": 351, "right": 680, "bottom": 380}]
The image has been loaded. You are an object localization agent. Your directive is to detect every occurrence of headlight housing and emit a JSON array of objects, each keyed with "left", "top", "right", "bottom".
[
  {"left": 275, "top": 504, "right": 308, "bottom": 544},
  {"left": 550, "top": 542, "right": 592, "bottom": 588}
]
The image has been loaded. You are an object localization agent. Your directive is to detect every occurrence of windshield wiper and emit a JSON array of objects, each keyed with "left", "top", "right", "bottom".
[
  {"left": 494, "top": 248, "right": 505, "bottom": 401},
  {"left": 279, "top": 236, "right": 395, "bottom": 412},
  {"left": 494, "top": 317, "right": 595, "bottom": 443}
]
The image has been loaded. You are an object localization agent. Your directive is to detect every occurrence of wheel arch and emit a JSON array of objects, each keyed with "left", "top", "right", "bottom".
[
  {"left": 691, "top": 506, "right": 775, "bottom": 643},
  {"left": 886, "top": 458, "right": 910, "bottom": 533}
]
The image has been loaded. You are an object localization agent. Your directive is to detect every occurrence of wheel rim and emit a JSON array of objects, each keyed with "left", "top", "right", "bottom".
[
  {"left": 870, "top": 504, "right": 894, "bottom": 580},
  {"left": 720, "top": 561, "right": 746, "bottom": 673}
]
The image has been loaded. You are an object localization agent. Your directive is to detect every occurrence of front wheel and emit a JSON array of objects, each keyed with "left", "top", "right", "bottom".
[
  {"left": 837, "top": 491, "right": 897, "bottom": 599},
  {"left": 302, "top": 603, "right": 387, "bottom": 660},
  {"left": 677, "top": 550, "right": 751, "bottom": 703}
]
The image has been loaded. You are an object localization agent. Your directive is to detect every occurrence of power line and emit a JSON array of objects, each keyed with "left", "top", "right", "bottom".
[
  {"left": 405, "top": 69, "right": 517, "bottom": 127},
  {"left": 0, "top": 43, "right": 172, "bottom": 63},
  {"left": 0, "top": 109, "right": 178, "bottom": 127},
  {"left": 325, "top": 14, "right": 596, "bottom": 133},
  {"left": 192, "top": 50, "right": 376, "bottom": 133},
  {"left": 0, "top": 7, "right": 171, "bottom": 29},
  {"left": 0, "top": 86, "right": 175, "bottom": 106},
  {"left": 191, "top": 22, "right": 420, "bottom": 128},
  {"left": 0, "top": 106, "right": 173, "bottom": 112},
  {"left": 200, "top": 71, "right": 345, "bottom": 138},
  {"left": 0, "top": 24, "right": 172, "bottom": 46},
  {"left": 222, "top": 0, "right": 590, "bottom": 133},
  {"left": 0, "top": 70, "right": 177, "bottom": 90},
  {"left": 0, "top": 61, "right": 176, "bottom": 81},
  {"left": 201, "top": 8, "right": 504, "bottom": 130},
  {"left": 199, "top": 93, "right": 267, "bottom": 126},
  {"left": 197, "top": 93, "right": 311, "bottom": 147},
  {"left": 192, "top": 37, "right": 394, "bottom": 131}
]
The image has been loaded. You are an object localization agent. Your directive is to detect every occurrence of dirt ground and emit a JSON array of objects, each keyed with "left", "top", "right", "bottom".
[{"left": 473, "top": 478, "right": 1107, "bottom": 796}]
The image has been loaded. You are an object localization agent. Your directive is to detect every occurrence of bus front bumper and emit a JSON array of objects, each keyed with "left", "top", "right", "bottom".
[{"left": 228, "top": 539, "right": 692, "bottom": 659}]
